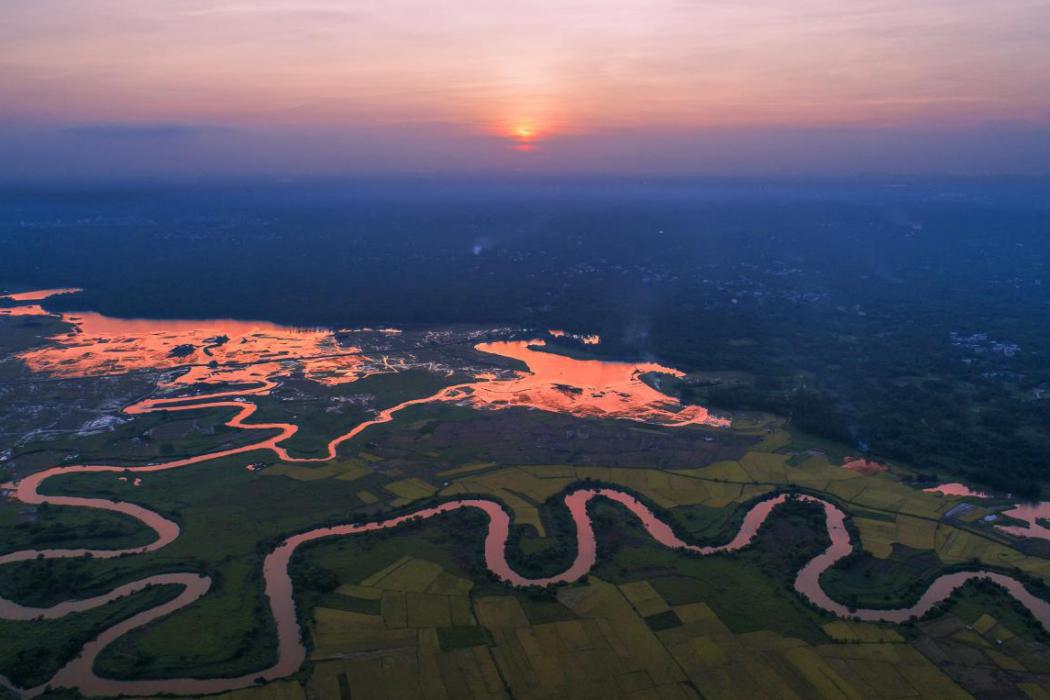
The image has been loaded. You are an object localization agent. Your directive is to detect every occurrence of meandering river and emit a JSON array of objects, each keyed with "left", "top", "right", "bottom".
[
  {"left": 4, "top": 475, "right": 1049, "bottom": 697},
  {"left": 2, "top": 300, "right": 1049, "bottom": 696}
]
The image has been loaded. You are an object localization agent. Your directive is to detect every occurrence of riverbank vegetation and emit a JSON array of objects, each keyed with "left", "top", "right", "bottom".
[
  {"left": 5, "top": 178, "right": 1049, "bottom": 494},
  {"left": 3, "top": 292, "right": 1050, "bottom": 694},
  {"left": 3, "top": 408, "right": 1050, "bottom": 696},
  {"left": 0, "top": 584, "right": 181, "bottom": 688}
]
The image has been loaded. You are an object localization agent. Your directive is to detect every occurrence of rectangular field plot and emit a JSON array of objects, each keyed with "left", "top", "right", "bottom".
[
  {"left": 895, "top": 515, "right": 939, "bottom": 551},
  {"left": 384, "top": 477, "right": 438, "bottom": 500},
  {"left": 619, "top": 581, "right": 672, "bottom": 618},
  {"left": 211, "top": 682, "right": 307, "bottom": 700}
]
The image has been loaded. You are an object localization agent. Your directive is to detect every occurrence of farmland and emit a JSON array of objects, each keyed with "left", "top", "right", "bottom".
[
  {"left": 3, "top": 308, "right": 1050, "bottom": 698},
  {"left": 8, "top": 417, "right": 1050, "bottom": 697}
]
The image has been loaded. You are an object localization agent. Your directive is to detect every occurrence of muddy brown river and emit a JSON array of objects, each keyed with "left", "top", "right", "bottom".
[
  {"left": 4, "top": 478, "right": 1048, "bottom": 697},
  {"left": 2, "top": 333, "right": 1049, "bottom": 696}
]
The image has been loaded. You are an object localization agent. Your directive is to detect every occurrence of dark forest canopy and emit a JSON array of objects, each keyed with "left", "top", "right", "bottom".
[{"left": 2, "top": 175, "right": 1049, "bottom": 494}]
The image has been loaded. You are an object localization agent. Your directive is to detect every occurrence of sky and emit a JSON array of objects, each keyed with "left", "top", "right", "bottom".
[{"left": 2, "top": 0, "right": 1049, "bottom": 177}]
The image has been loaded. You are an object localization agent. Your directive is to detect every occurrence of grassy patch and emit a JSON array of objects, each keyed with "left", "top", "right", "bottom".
[
  {"left": 820, "top": 543, "right": 947, "bottom": 610},
  {"left": 317, "top": 592, "right": 382, "bottom": 616},
  {"left": 0, "top": 501, "right": 154, "bottom": 556},
  {"left": 942, "top": 579, "right": 1050, "bottom": 644},
  {"left": 0, "top": 584, "right": 182, "bottom": 688},
  {"left": 436, "top": 625, "right": 492, "bottom": 652},
  {"left": 644, "top": 610, "right": 683, "bottom": 631}
]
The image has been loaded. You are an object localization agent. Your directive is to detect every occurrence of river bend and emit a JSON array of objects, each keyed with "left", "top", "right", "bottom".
[{"left": 2, "top": 386, "right": 1048, "bottom": 696}]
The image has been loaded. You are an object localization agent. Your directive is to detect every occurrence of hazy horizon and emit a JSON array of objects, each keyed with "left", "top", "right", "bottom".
[{"left": 3, "top": 1, "right": 1050, "bottom": 178}]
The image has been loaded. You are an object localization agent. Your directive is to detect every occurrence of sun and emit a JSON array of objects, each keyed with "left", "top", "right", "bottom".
[
  {"left": 493, "top": 120, "right": 545, "bottom": 151},
  {"left": 508, "top": 123, "right": 542, "bottom": 142}
]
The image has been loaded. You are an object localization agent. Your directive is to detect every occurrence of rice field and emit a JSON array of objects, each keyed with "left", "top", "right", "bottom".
[{"left": 7, "top": 386, "right": 1050, "bottom": 698}]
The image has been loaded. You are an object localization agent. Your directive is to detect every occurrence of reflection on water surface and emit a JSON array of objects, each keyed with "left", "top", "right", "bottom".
[
  {"left": 1, "top": 287, "right": 82, "bottom": 302},
  {"left": 472, "top": 340, "right": 728, "bottom": 427},
  {"left": 6, "top": 290, "right": 724, "bottom": 429}
]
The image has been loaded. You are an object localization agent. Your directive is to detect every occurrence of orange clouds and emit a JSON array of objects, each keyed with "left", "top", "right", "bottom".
[{"left": 3, "top": 1, "right": 1048, "bottom": 133}]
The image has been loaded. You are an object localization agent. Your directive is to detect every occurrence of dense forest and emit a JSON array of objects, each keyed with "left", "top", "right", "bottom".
[{"left": 2, "top": 176, "right": 1049, "bottom": 494}]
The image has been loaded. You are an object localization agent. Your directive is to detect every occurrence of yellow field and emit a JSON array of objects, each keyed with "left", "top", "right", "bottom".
[
  {"left": 305, "top": 557, "right": 500, "bottom": 698},
  {"left": 265, "top": 458, "right": 371, "bottom": 482},
  {"left": 384, "top": 477, "right": 438, "bottom": 500},
  {"left": 694, "top": 460, "right": 752, "bottom": 483},
  {"left": 817, "top": 643, "right": 970, "bottom": 699},
  {"left": 854, "top": 517, "right": 896, "bottom": 558},
  {"left": 474, "top": 596, "right": 530, "bottom": 629},
  {"left": 365, "top": 557, "right": 443, "bottom": 591},
  {"left": 821, "top": 621, "right": 904, "bottom": 643},
  {"left": 308, "top": 644, "right": 507, "bottom": 700},
  {"left": 644, "top": 584, "right": 970, "bottom": 700},
  {"left": 895, "top": 515, "right": 939, "bottom": 551},
  {"left": 738, "top": 451, "right": 789, "bottom": 482},
  {"left": 1021, "top": 683, "right": 1050, "bottom": 700},
  {"left": 210, "top": 681, "right": 307, "bottom": 700},
  {"left": 436, "top": 462, "right": 497, "bottom": 477},
  {"left": 618, "top": 580, "right": 671, "bottom": 618},
  {"left": 263, "top": 463, "right": 344, "bottom": 481},
  {"left": 752, "top": 428, "right": 792, "bottom": 453},
  {"left": 295, "top": 527, "right": 1039, "bottom": 700},
  {"left": 336, "top": 583, "right": 384, "bottom": 600},
  {"left": 271, "top": 432, "right": 1050, "bottom": 698},
  {"left": 334, "top": 461, "right": 372, "bottom": 481}
]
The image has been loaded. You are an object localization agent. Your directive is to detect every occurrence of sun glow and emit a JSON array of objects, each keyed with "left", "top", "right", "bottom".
[
  {"left": 513, "top": 125, "right": 536, "bottom": 140},
  {"left": 505, "top": 122, "right": 543, "bottom": 153}
]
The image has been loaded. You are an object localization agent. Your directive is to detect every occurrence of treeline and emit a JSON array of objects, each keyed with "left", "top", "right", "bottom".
[{"left": 3, "top": 179, "right": 1050, "bottom": 494}]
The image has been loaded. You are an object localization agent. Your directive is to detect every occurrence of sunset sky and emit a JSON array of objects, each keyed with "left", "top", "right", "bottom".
[{"left": 2, "top": 0, "right": 1049, "bottom": 176}]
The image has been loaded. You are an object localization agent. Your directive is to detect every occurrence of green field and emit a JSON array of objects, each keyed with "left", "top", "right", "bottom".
[{"left": 4, "top": 320, "right": 1050, "bottom": 698}]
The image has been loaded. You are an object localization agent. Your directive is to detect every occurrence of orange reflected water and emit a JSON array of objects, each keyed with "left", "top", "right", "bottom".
[
  {"left": 0, "top": 305, "right": 48, "bottom": 317},
  {"left": 923, "top": 483, "right": 1050, "bottom": 542},
  {"left": 1, "top": 287, "right": 82, "bottom": 301},
  {"left": 13, "top": 302, "right": 724, "bottom": 429},
  {"left": 471, "top": 340, "right": 728, "bottom": 427},
  {"left": 841, "top": 457, "right": 889, "bottom": 475},
  {"left": 998, "top": 502, "right": 1050, "bottom": 541},
  {"left": 16, "top": 311, "right": 369, "bottom": 387},
  {"left": 25, "top": 293, "right": 1050, "bottom": 695},
  {"left": 4, "top": 298, "right": 1050, "bottom": 695},
  {"left": 923, "top": 483, "right": 990, "bottom": 498}
]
